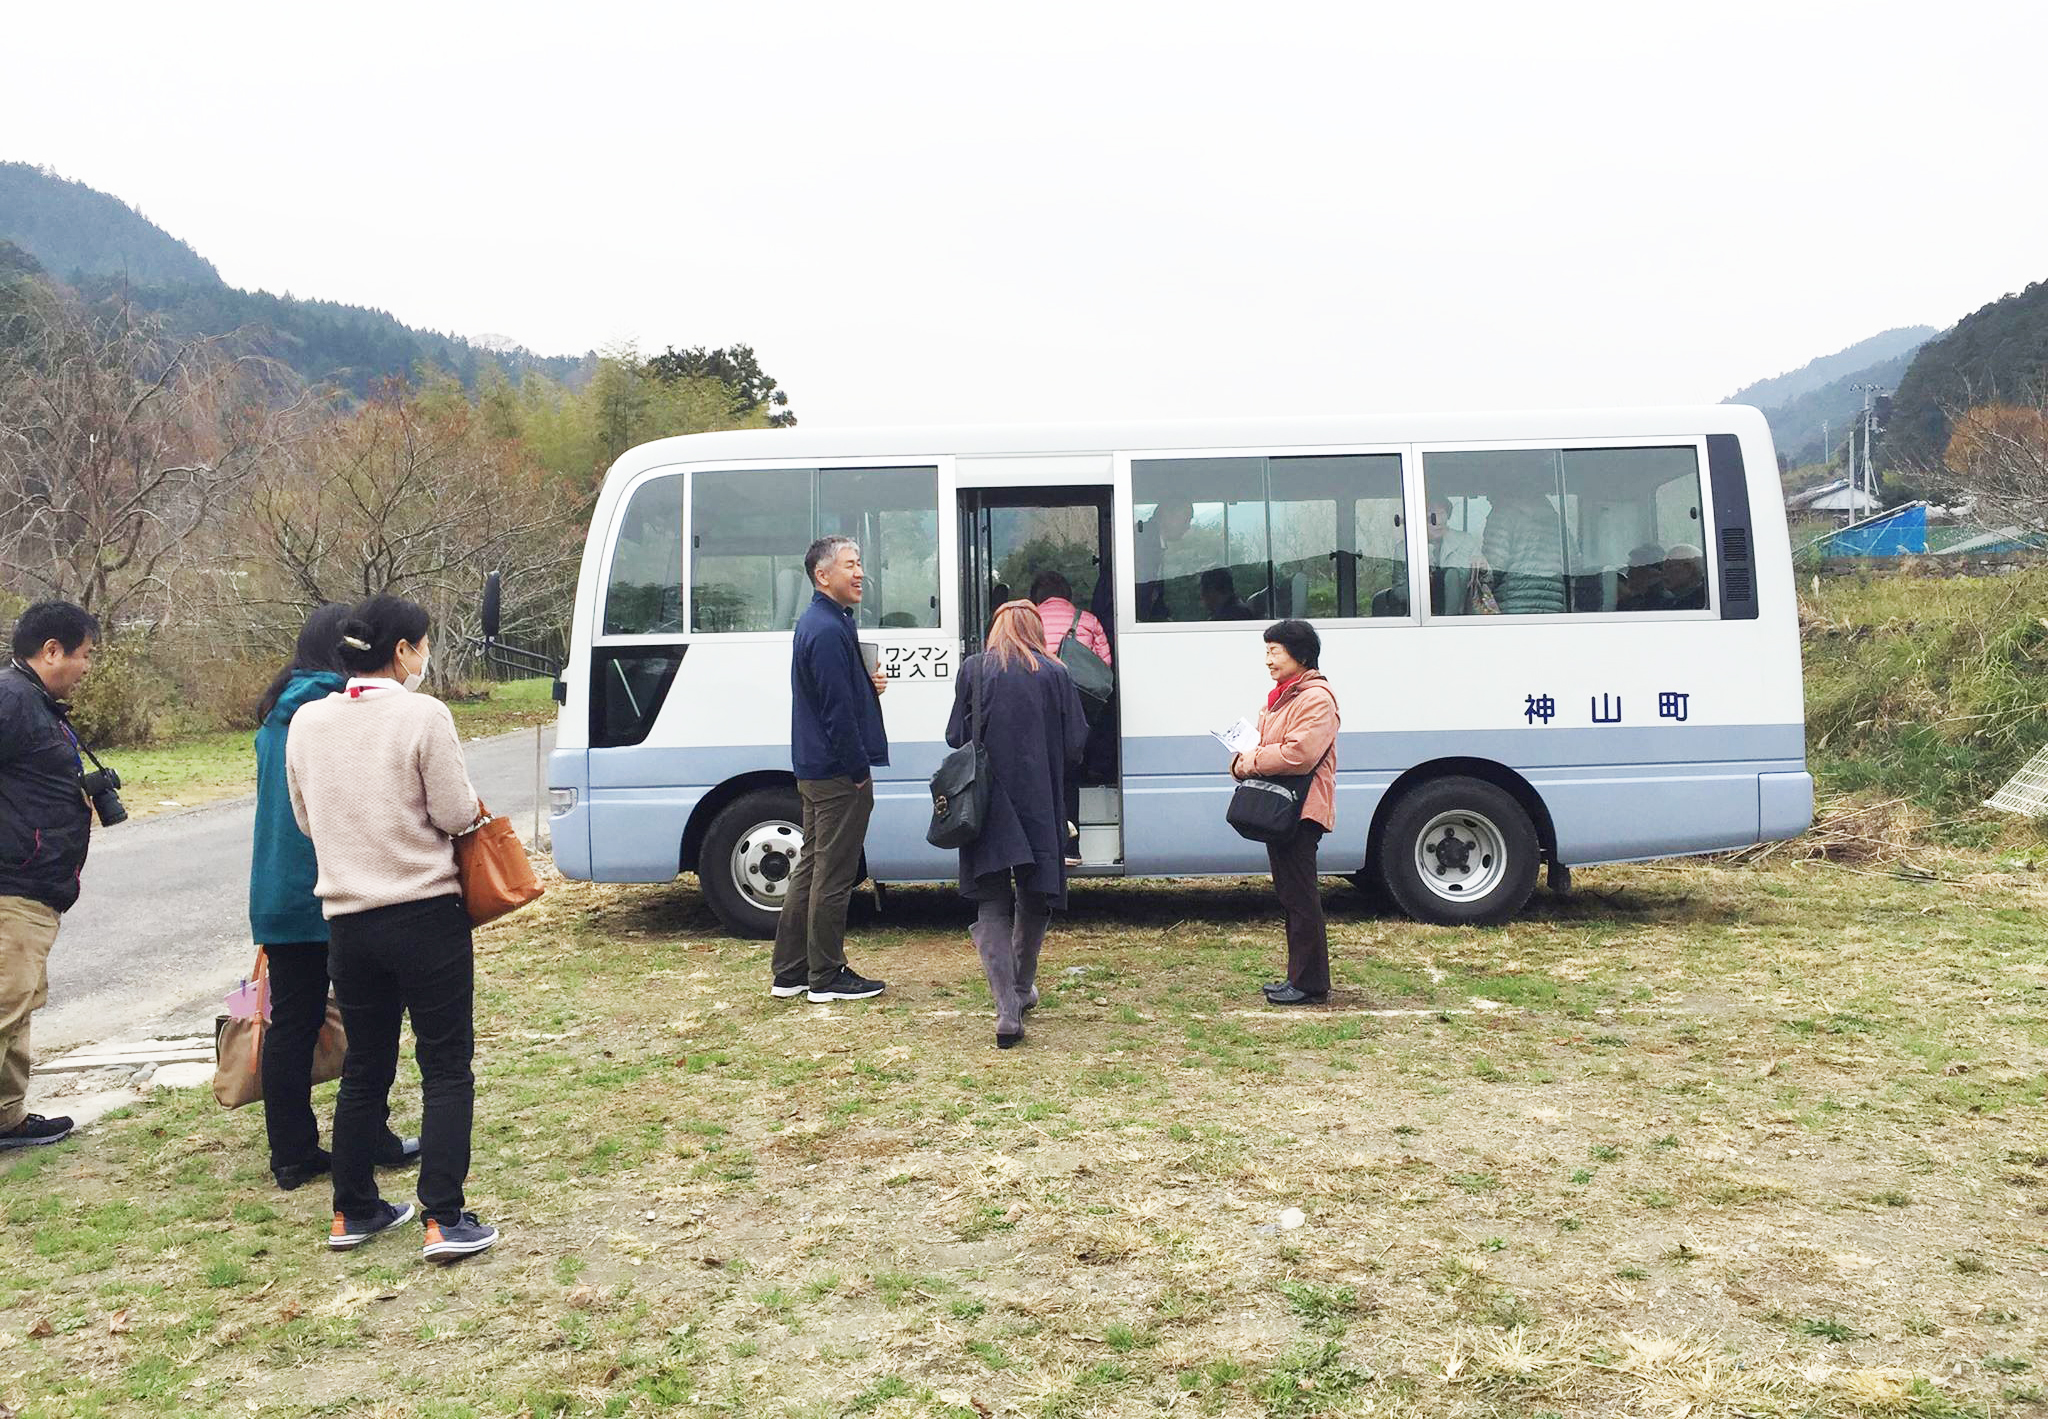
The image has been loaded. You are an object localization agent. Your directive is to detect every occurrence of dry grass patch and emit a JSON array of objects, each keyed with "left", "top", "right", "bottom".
[{"left": 4, "top": 856, "right": 2046, "bottom": 1417}]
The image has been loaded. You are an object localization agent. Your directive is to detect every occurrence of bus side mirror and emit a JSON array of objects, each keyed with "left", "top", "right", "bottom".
[{"left": 481, "top": 571, "right": 502, "bottom": 641}]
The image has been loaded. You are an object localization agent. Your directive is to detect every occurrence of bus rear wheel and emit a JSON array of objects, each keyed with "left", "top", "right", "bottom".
[
  {"left": 1379, "top": 776, "right": 1538, "bottom": 927},
  {"left": 700, "top": 788, "right": 804, "bottom": 940}
]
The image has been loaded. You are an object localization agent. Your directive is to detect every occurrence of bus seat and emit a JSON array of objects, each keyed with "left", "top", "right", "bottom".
[
  {"left": 1290, "top": 571, "right": 1308, "bottom": 617},
  {"left": 771, "top": 567, "right": 805, "bottom": 628}
]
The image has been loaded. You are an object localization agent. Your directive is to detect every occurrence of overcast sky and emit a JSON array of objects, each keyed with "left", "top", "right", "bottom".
[{"left": 5, "top": 0, "right": 2043, "bottom": 427}]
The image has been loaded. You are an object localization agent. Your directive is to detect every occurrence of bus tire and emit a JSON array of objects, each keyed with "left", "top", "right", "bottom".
[
  {"left": 1378, "top": 776, "right": 1538, "bottom": 927},
  {"left": 699, "top": 787, "right": 805, "bottom": 940}
]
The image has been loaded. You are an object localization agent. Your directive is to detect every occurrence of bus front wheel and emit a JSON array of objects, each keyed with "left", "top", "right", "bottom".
[
  {"left": 700, "top": 788, "right": 804, "bottom": 940},
  {"left": 1379, "top": 777, "right": 1538, "bottom": 928}
]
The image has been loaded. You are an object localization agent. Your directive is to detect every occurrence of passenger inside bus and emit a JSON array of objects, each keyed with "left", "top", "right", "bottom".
[
  {"left": 1199, "top": 568, "right": 1257, "bottom": 621},
  {"left": 1029, "top": 571, "right": 1112, "bottom": 664},
  {"left": 1427, "top": 496, "right": 1484, "bottom": 616},
  {"left": 1481, "top": 486, "right": 1575, "bottom": 615},
  {"left": 1134, "top": 498, "right": 1194, "bottom": 621},
  {"left": 1661, "top": 545, "right": 1707, "bottom": 610},
  {"left": 1617, "top": 544, "right": 1666, "bottom": 611}
]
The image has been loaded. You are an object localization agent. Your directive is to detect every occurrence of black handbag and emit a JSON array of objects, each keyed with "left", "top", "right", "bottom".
[
  {"left": 1057, "top": 630, "right": 1115, "bottom": 719},
  {"left": 927, "top": 654, "right": 990, "bottom": 848},
  {"left": 1226, "top": 770, "right": 1318, "bottom": 843},
  {"left": 1225, "top": 706, "right": 1334, "bottom": 844}
]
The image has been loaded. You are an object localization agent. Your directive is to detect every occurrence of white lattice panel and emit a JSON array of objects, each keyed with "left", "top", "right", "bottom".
[{"left": 1988, "top": 742, "right": 2048, "bottom": 818}]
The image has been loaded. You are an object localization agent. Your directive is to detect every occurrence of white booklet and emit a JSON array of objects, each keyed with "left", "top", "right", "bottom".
[{"left": 1210, "top": 717, "right": 1259, "bottom": 755}]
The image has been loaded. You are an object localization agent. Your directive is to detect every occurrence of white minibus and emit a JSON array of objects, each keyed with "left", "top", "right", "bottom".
[{"left": 545, "top": 410, "right": 1811, "bottom": 935}]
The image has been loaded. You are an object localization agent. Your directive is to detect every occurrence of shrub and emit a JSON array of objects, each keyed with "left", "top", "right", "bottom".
[{"left": 66, "top": 635, "right": 171, "bottom": 747}]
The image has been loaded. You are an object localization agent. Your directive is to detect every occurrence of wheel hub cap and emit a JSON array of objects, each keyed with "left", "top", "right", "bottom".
[
  {"left": 1413, "top": 808, "right": 1509, "bottom": 903},
  {"left": 731, "top": 820, "right": 803, "bottom": 913},
  {"left": 1428, "top": 828, "right": 1473, "bottom": 873}
]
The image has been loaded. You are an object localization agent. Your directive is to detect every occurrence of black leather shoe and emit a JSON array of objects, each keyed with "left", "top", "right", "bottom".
[
  {"left": 1261, "top": 980, "right": 1289, "bottom": 997},
  {"left": 273, "top": 1150, "right": 331, "bottom": 1191},
  {"left": 1265, "top": 984, "right": 1327, "bottom": 1006},
  {"left": 375, "top": 1136, "right": 421, "bottom": 1169}
]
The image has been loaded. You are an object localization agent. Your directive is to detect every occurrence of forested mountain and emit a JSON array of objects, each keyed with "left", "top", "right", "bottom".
[
  {"left": 1724, "top": 327, "right": 1936, "bottom": 468},
  {"left": 1745, "top": 348, "right": 1925, "bottom": 468},
  {"left": 0, "top": 162, "right": 219, "bottom": 286},
  {"left": 1726, "top": 326, "right": 1935, "bottom": 411},
  {"left": 1885, "top": 280, "right": 2048, "bottom": 469},
  {"left": 0, "top": 161, "right": 589, "bottom": 396},
  {"left": 68, "top": 272, "right": 594, "bottom": 396}
]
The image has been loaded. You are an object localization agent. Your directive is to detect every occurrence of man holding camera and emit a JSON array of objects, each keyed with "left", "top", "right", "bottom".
[{"left": 0, "top": 601, "right": 101, "bottom": 1150}]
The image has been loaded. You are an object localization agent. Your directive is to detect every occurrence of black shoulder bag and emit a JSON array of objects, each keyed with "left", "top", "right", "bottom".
[
  {"left": 1056, "top": 630, "right": 1115, "bottom": 721},
  {"left": 926, "top": 654, "right": 990, "bottom": 848},
  {"left": 1224, "top": 693, "right": 1335, "bottom": 844}
]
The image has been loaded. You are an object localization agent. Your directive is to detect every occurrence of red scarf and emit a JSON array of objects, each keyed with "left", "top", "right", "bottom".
[{"left": 1266, "top": 672, "right": 1305, "bottom": 711}]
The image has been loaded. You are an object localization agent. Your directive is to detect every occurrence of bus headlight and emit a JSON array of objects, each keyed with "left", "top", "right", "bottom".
[{"left": 549, "top": 789, "right": 578, "bottom": 818}]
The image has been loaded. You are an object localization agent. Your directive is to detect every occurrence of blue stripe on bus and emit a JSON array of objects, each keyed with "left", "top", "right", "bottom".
[{"left": 565, "top": 723, "right": 1809, "bottom": 883}]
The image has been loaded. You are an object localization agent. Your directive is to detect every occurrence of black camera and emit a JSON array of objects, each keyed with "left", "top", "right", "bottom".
[{"left": 79, "top": 750, "right": 127, "bottom": 827}]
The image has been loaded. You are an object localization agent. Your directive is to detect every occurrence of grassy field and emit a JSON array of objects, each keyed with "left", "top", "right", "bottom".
[
  {"left": 1802, "top": 566, "right": 2048, "bottom": 829},
  {"left": 110, "top": 679, "right": 558, "bottom": 818},
  {"left": 4, "top": 849, "right": 2046, "bottom": 1419}
]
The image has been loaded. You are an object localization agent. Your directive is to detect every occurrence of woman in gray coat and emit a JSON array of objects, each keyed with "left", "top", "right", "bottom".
[{"left": 945, "top": 600, "right": 1088, "bottom": 1048}]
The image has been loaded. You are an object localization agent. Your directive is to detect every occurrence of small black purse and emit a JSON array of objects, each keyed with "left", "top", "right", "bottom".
[
  {"left": 1225, "top": 709, "right": 1333, "bottom": 844},
  {"left": 927, "top": 655, "right": 989, "bottom": 848},
  {"left": 1226, "top": 768, "right": 1319, "bottom": 843}
]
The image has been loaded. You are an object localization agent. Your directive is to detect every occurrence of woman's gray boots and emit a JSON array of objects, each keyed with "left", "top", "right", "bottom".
[
  {"left": 1014, "top": 909, "right": 1049, "bottom": 1012},
  {"left": 973, "top": 908, "right": 1025, "bottom": 1042}
]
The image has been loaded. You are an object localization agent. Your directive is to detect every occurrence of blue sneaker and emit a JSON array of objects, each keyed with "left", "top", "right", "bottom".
[
  {"left": 422, "top": 1212, "right": 499, "bottom": 1262},
  {"left": 327, "top": 1199, "right": 415, "bottom": 1250}
]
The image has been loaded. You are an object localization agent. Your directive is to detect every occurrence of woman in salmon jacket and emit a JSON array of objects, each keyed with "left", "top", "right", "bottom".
[{"left": 1229, "top": 619, "right": 1339, "bottom": 1006}]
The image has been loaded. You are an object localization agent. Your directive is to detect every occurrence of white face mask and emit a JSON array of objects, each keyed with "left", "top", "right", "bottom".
[{"left": 401, "top": 646, "right": 428, "bottom": 693}]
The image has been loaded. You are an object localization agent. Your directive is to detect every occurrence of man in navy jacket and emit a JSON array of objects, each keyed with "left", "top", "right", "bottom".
[
  {"left": 0, "top": 602, "right": 100, "bottom": 1151},
  {"left": 770, "top": 536, "right": 891, "bottom": 1003}
]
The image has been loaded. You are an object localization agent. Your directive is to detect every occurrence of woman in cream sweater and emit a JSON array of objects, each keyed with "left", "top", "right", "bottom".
[{"left": 285, "top": 594, "right": 498, "bottom": 1263}]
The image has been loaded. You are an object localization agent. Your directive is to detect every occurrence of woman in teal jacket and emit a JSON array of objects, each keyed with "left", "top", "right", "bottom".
[{"left": 250, "top": 605, "right": 415, "bottom": 1191}]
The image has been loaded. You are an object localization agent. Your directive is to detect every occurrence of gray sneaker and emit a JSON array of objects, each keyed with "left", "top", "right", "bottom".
[
  {"left": 0, "top": 1113, "right": 72, "bottom": 1150},
  {"left": 423, "top": 1212, "right": 499, "bottom": 1262},
  {"left": 327, "top": 1199, "right": 415, "bottom": 1250}
]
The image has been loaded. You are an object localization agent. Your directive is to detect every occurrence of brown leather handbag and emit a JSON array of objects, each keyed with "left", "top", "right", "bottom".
[{"left": 453, "top": 799, "right": 544, "bottom": 925}]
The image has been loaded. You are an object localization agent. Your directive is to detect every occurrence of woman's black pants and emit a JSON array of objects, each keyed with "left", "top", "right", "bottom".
[
  {"left": 260, "top": 941, "right": 335, "bottom": 1171},
  {"left": 1266, "top": 823, "right": 1329, "bottom": 994},
  {"left": 262, "top": 942, "right": 406, "bottom": 1176},
  {"left": 327, "top": 895, "right": 475, "bottom": 1226}
]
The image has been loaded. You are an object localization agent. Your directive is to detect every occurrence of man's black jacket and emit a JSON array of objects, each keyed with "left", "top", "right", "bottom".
[{"left": 0, "top": 661, "right": 91, "bottom": 913}]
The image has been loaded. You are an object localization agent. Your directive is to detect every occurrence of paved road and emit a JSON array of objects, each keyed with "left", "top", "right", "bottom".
[{"left": 35, "top": 726, "right": 557, "bottom": 1053}]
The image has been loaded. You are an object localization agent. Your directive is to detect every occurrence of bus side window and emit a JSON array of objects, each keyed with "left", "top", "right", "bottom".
[
  {"left": 1132, "top": 454, "right": 1409, "bottom": 623},
  {"left": 689, "top": 468, "right": 814, "bottom": 633},
  {"left": 1131, "top": 457, "right": 1264, "bottom": 623},
  {"left": 1421, "top": 446, "right": 1708, "bottom": 617},
  {"left": 1268, "top": 454, "right": 1406, "bottom": 619},
  {"left": 817, "top": 466, "right": 941, "bottom": 631},
  {"left": 1560, "top": 447, "right": 1708, "bottom": 614},
  {"left": 1422, "top": 449, "right": 1571, "bottom": 616},
  {"left": 604, "top": 473, "right": 686, "bottom": 635}
]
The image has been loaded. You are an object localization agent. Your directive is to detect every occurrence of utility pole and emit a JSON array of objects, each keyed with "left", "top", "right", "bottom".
[{"left": 1851, "top": 382, "right": 1888, "bottom": 511}]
